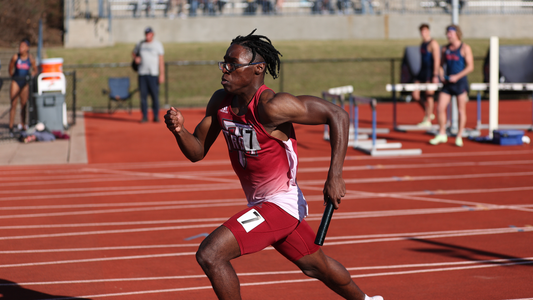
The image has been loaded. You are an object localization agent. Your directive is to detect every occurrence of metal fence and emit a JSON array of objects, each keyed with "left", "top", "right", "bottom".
[
  {"left": 66, "top": 0, "right": 533, "bottom": 19},
  {"left": 50, "top": 57, "right": 486, "bottom": 111}
]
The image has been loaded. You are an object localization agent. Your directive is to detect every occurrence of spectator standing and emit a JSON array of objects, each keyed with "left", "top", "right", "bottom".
[
  {"left": 8, "top": 38, "right": 37, "bottom": 136},
  {"left": 132, "top": 27, "right": 165, "bottom": 123},
  {"left": 429, "top": 24, "right": 473, "bottom": 147},
  {"left": 412, "top": 23, "right": 440, "bottom": 127}
]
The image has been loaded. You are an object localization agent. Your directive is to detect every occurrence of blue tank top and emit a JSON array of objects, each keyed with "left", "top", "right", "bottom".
[
  {"left": 444, "top": 43, "right": 465, "bottom": 76},
  {"left": 13, "top": 54, "right": 31, "bottom": 78},
  {"left": 420, "top": 40, "right": 434, "bottom": 74}
]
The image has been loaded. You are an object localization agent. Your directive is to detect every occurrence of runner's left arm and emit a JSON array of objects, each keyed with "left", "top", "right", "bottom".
[{"left": 261, "top": 94, "right": 349, "bottom": 209}]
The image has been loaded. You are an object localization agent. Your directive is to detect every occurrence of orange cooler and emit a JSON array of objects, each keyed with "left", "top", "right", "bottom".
[{"left": 41, "top": 58, "right": 63, "bottom": 75}]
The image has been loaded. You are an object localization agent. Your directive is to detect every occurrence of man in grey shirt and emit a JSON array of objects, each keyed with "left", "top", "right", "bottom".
[{"left": 132, "top": 27, "right": 165, "bottom": 123}]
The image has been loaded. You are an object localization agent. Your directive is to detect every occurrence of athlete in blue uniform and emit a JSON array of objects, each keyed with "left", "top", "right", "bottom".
[
  {"left": 430, "top": 25, "right": 473, "bottom": 147},
  {"left": 412, "top": 24, "right": 440, "bottom": 127},
  {"left": 8, "top": 39, "right": 37, "bottom": 136}
]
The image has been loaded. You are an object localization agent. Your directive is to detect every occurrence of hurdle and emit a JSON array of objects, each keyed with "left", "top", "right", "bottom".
[
  {"left": 323, "top": 85, "right": 421, "bottom": 156},
  {"left": 471, "top": 83, "right": 533, "bottom": 132},
  {"left": 322, "top": 85, "right": 389, "bottom": 147},
  {"left": 350, "top": 94, "right": 422, "bottom": 156},
  {"left": 386, "top": 83, "right": 482, "bottom": 137},
  {"left": 386, "top": 83, "right": 441, "bottom": 132}
]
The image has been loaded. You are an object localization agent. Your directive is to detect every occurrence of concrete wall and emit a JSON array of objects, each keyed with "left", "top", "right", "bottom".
[
  {"left": 65, "top": 18, "right": 113, "bottom": 48},
  {"left": 64, "top": 14, "right": 533, "bottom": 48}
]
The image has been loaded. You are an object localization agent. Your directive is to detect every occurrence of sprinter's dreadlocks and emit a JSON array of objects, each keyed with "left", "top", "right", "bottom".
[{"left": 231, "top": 29, "right": 282, "bottom": 79}]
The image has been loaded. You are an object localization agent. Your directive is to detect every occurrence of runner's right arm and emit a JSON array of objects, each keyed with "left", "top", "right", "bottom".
[{"left": 165, "top": 89, "right": 224, "bottom": 162}]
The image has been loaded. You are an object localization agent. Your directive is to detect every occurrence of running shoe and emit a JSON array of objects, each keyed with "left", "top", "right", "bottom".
[
  {"left": 417, "top": 120, "right": 432, "bottom": 127},
  {"left": 429, "top": 134, "right": 447, "bottom": 145},
  {"left": 455, "top": 136, "right": 463, "bottom": 147},
  {"left": 370, "top": 296, "right": 384, "bottom": 300}
]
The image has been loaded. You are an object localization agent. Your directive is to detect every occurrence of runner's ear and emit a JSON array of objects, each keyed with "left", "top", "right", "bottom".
[{"left": 254, "top": 62, "right": 265, "bottom": 76}]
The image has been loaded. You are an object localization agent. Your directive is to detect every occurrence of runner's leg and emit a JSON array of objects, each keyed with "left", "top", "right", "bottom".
[
  {"left": 456, "top": 92, "right": 468, "bottom": 137},
  {"left": 19, "top": 83, "right": 30, "bottom": 127},
  {"left": 196, "top": 225, "right": 242, "bottom": 300},
  {"left": 9, "top": 81, "right": 21, "bottom": 130},
  {"left": 436, "top": 92, "right": 451, "bottom": 135},
  {"left": 294, "top": 248, "right": 365, "bottom": 300}
]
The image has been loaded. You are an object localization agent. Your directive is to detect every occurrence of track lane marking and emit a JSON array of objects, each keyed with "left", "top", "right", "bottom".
[
  {"left": 1, "top": 226, "right": 530, "bottom": 253},
  {"left": 4, "top": 257, "right": 532, "bottom": 287},
  {"left": 36, "top": 259, "right": 533, "bottom": 299},
  {"left": 2, "top": 171, "right": 532, "bottom": 202},
  {"left": 1, "top": 227, "right": 530, "bottom": 267}
]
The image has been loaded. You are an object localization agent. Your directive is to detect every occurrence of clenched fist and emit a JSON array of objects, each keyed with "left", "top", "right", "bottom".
[{"left": 164, "top": 107, "right": 184, "bottom": 134}]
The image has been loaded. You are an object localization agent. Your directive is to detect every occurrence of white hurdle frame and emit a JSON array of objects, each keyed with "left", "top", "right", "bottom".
[
  {"left": 323, "top": 85, "right": 421, "bottom": 156},
  {"left": 470, "top": 82, "right": 533, "bottom": 132},
  {"left": 386, "top": 83, "right": 441, "bottom": 132},
  {"left": 386, "top": 83, "right": 481, "bottom": 137}
]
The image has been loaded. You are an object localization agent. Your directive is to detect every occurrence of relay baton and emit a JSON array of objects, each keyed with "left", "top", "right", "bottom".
[{"left": 314, "top": 198, "right": 335, "bottom": 246}]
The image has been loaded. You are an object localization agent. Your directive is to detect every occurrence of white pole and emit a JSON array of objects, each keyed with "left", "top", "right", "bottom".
[
  {"left": 489, "top": 36, "right": 499, "bottom": 139},
  {"left": 451, "top": 96, "right": 458, "bottom": 135},
  {"left": 452, "top": 0, "right": 459, "bottom": 25}
]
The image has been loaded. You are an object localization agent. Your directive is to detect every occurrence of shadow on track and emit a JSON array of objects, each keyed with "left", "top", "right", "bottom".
[
  {"left": 408, "top": 238, "right": 533, "bottom": 266},
  {"left": 0, "top": 279, "right": 91, "bottom": 300}
]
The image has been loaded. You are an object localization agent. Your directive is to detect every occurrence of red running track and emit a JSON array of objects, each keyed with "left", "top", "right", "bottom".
[{"left": 0, "top": 100, "right": 532, "bottom": 300}]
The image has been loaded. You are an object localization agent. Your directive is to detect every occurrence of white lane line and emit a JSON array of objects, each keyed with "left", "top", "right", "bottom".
[
  {"left": 2, "top": 158, "right": 533, "bottom": 195},
  {"left": 1, "top": 185, "right": 532, "bottom": 213},
  {"left": 0, "top": 216, "right": 230, "bottom": 230},
  {"left": 0, "top": 252, "right": 197, "bottom": 269},
  {"left": 347, "top": 189, "right": 533, "bottom": 213},
  {"left": 2, "top": 170, "right": 532, "bottom": 203},
  {"left": 0, "top": 201, "right": 246, "bottom": 220},
  {"left": 2, "top": 203, "right": 531, "bottom": 237},
  {"left": 2, "top": 159, "right": 532, "bottom": 188},
  {"left": 302, "top": 159, "right": 533, "bottom": 173},
  {"left": 322, "top": 227, "right": 533, "bottom": 247},
  {"left": 0, "top": 223, "right": 221, "bottom": 241},
  {"left": 1, "top": 227, "right": 529, "bottom": 254},
  {"left": 394, "top": 186, "right": 533, "bottom": 196},
  {"left": 1, "top": 149, "right": 530, "bottom": 177},
  {"left": 1, "top": 227, "right": 530, "bottom": 267},
  {"left": 326, "top": 227, "right": 533, "bottom": 241},
  {"left": 0, "top": 197, "right": 246, "bottom": 211},
  {"left": 40, "top": 259, "right": 533, "bottom": 299},
  {"left": 84, "top": 167, "right": 238, "bottom": 184},
  {"left": 0, "top": 183, "right": 242, "bottom": 202},
  {"left": 0, "top": 173, "right": 236, "bottom": 188},
  {"left": 5, "top": 257, "right": 532, "bottom": 287},
  {"left": 0, "top": 244, "right": 200, "bottom": 254},
  {"left": 0, "top": 206, "right": 493, "bottom": 238}
]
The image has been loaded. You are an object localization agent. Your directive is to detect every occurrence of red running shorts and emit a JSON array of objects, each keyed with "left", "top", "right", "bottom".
[{"left": 223, "top": 202, "right": 319, "bottom": 262}]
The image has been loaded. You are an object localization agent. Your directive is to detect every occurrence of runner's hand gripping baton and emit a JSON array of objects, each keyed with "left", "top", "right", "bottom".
[{"left": 314, "top": 198, "right": 335, "bottom": 246}]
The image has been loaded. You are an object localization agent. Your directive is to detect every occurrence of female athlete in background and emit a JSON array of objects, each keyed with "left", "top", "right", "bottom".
[{"left": 8, "top": 38, "right": 37, "bottom": 136}]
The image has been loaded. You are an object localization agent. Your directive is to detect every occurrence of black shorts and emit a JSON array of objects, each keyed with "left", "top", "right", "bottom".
[
  {"left": 416, "top": 69, "right": 432, "bottom": 83},
  {"left": 441, "top": 77, "right": 469, "bottom": 96}
]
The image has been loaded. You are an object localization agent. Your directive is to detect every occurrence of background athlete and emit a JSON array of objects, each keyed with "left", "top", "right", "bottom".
[
  {"left": 164, "top": 30, "right": 383, "bottom": 300},
  {"left": 8, "top": 38, "right": 37, "bottom": 136},
  {"left": 412, "top": 23, "right": 440, "bottom": 127},
  {"left": 430, "top": 25, "right": 473, "bottom": 147}
]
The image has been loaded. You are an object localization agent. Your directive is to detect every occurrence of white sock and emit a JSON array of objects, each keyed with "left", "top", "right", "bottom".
[{"left": 364, "top": 295, "right": 372, "bottom": 300}]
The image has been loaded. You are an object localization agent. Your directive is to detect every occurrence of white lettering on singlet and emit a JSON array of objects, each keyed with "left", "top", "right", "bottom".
[{"left": 222, "top": 119, "right": 261, "bottom": 169}]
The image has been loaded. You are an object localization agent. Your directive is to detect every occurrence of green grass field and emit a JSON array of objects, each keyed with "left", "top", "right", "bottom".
[{"left": 45, "top": 39, "right": 533, "bottom": 109}]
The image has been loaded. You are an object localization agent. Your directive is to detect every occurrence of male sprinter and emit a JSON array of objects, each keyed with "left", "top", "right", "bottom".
[
  {"left": 164, "top": 30, "right": 383, "bottom": 300},
  {"left": 412, "top": 23, "right": 440, "bottom": 127}
]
